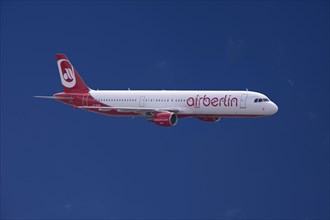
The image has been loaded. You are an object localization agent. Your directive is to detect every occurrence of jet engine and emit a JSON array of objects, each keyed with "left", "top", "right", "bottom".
[
  {"left": 197, "top": 116, "right": 221, "bottom": 122},
  {"left": 153, "top": 112, "right": 178, "bottom": 127}
]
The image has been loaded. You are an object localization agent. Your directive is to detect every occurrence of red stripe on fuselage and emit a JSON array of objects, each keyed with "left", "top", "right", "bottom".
[{"left": 54, "top": 92, "right": 140, "bottom": 116}]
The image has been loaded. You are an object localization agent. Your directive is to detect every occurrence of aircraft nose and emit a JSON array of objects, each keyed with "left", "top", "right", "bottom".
[{"left": 271, "top": 102, "right": 278, "bottom": 115}]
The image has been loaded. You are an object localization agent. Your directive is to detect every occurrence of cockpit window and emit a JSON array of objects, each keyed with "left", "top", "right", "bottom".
[{"left": 255, "top": 98, "right": 270, "bottom": 103}]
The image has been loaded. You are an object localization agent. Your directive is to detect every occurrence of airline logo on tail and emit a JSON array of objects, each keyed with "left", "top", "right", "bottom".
[{"left": 57, "top": 59, "right": 76, "bottom": 88}]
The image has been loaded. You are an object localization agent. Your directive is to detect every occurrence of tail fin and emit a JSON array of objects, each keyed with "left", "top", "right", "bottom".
[{"left": 56, "top": 54, "right": 89, "bottom": 93}]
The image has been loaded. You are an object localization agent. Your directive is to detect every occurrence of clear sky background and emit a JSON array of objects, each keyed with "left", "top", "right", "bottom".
[{"left": 1, "top": 1, "right": 329, "bottom": 219}]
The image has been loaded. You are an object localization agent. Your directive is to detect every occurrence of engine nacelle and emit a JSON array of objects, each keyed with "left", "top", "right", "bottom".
[
  {"left": 197, "top": 116, "right": 221, "bottom": 122},
  {"left": 153, "top": 112, "right": 178, "bottom": 127}
]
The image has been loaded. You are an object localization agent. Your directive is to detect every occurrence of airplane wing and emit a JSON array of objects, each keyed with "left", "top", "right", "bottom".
[{"left": 77, "top": 106, "right": 180, "bottom": 114}]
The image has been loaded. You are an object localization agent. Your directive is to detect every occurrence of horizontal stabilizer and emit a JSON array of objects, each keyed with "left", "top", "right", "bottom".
[{"left": 34, "top": 96, "right": 74, "bottom": 100}]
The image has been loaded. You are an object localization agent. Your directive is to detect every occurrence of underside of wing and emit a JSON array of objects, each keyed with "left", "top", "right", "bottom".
[{"left": 78, "top": 106, "right": 180, "bottom": 114}]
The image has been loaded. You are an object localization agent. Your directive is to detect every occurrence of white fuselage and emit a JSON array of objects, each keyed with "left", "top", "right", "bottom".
[{"left": 89, "top": 90, "right": 278, "bottom": 117}]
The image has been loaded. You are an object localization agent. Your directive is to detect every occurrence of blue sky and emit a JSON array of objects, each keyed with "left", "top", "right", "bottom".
[{"left": 1, "top": 1, "right": 329, "bottom": 219}]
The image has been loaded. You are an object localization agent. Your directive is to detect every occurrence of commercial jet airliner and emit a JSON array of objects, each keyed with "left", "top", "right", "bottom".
[{"left": 35, "top": 54, "right": 278, "bottom": 126}]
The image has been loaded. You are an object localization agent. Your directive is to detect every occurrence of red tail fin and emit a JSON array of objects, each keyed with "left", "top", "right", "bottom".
[{"left": 56, "top": 54, "right": 89, "bottom": 93}]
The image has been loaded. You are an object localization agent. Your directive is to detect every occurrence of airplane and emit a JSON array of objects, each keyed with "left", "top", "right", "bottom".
[{"left": 35, "top": 54, "right": 278, "bottom": 126}]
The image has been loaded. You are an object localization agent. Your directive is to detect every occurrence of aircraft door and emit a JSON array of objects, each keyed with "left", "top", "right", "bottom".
[
  {"left": 240, "top": 94, "right": 248, "bottom": 109},
  {"left": 82, "top": 93, "right": 89, "bottom": 106},
  {"left": 139, "top": 96, "right": 145, "bottom": 107}
]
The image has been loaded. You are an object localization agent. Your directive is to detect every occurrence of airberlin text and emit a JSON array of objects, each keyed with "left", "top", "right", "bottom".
[{"left": 187, "top": 95, "right": 238, "bottom": 108}]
